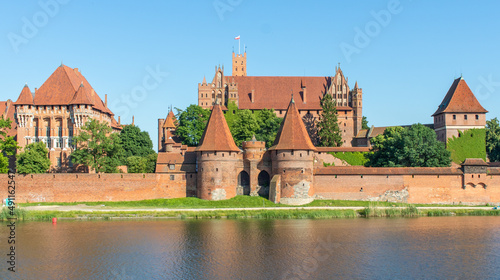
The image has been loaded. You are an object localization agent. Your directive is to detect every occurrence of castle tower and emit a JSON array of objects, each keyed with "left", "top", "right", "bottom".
[
  {"left": 269, "top": 96, "right": 317, "bottom": 205},
  {"left": 351, "top": 81, "right": 363, "bottom": 139},
  {"left": 198, "top": 66, "right": 228, "bottom": 109},
  {"left": 159, "top": 109, "right": 177, "bottom": 152},
  {"left": 196, "top": 102, "right": 241, "bottom": 200},
  {"left": 14, "top": 84, "right": 35, "bottom": 147},
  {"left": 232, "top": 51, "right": 246, "bottom": 76},
  {"left": 432, "top": 77, "right": 488, "bottom": 143},
  {"left": 242, "top": 135, "right": 266, "bottom": 196}
]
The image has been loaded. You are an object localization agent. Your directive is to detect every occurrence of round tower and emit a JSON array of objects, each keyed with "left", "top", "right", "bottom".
[
  {"left": 270, "top": 97, "right": 316, "bottom": 205},
  {"left": 196, "top": 103, "right": 241, "bottom": 201}
]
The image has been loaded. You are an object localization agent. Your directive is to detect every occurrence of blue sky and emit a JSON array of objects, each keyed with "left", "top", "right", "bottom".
[{"left": 1, "top": 0, "right": 499, "bottom": 151}]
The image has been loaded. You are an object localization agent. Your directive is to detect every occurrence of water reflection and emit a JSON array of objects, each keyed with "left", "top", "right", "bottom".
[{"left": 0, "top": 217, "right": 499, "bottom": 279}]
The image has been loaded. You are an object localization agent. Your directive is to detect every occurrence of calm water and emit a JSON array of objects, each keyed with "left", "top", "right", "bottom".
[{"left": 0, "top": 217, "right": 500, "bottom": 279}]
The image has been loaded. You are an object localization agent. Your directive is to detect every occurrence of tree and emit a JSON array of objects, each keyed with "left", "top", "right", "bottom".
[
  {"left": 224, "top": 100, "right": 239, "bottom": 130},
  {"left": 16, "top": 142, "right": 51, "bottom": 174},
  {"left": 120, "top": 125, "right": 155, "bottom": 158},
  {"left": 366, "top": 124, "right": 451, "bottom": 167},
  {"left": 71, "top": 119, "right": 124, "bottom": 173},
  {"left": 486, "top": 118, "right": 500, "bottom": 162},
  {"left": 362, "top": 116, "right": 370, "bottom": 130},
  {"left": 232, "top": 109, "right": 260, "bottom": 146},
  {"left": 317, "top": 93, "right": 342, "bottom": 147},
  {"left": 126, "top": 153, "right": 157, "bottom": 173},
  {"left": 255, "top": 109, "right": 282, "bottom": 148},
  {"left": 175, "top": 105, "right": 210, "bottom": 146},
  {"left": 0, "top": 116, "right": 20, "bottom": 173}
]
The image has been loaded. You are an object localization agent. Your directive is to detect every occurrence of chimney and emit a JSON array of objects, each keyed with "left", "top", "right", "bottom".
[
  {"left": 105, "top": 94, "right": 107, "bottom": 107},
  {"left": 302, "top": 86, "right": 307, "bottom": 104},
  {"left": 118, "top": 116, "right": 121, "bottom": 125},
  {"left": 132, "top": 115, "right": 135, "bottom": 126},
  {"left": 251, "top": 89, "right": 255, "bottom": 103},
  {"left": 35, "top": 88, "right": 37, "bottom": 93}
]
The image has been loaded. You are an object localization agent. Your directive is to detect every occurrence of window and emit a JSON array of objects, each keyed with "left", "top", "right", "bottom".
[
  {"left": 453, "top": 115, "right": 456, "bottom": 120},
  {"left": 169, "top": 164, "right": 175, "bottom": 170},
  {"left": 56, "top": 157, "right": 61, "bottom": 168},
  {"left": 170, "top": 175, "right": 175, "bottom": 180},
  {"left": 464, "top": 115, "right": 468, "bottom": 120},
  {"left": 475, "top": 115, "right": 479, "bottom": 120}
]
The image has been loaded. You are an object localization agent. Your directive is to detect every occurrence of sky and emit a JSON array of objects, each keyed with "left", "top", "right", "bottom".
[{"left": 1, "top": 0, "right": 499, "bottom": 151}]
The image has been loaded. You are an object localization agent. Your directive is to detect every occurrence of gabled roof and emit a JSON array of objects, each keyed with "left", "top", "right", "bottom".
[
  {"left": 196, "top": 103, "right": 240, "bottom": 152},
  {"left": 15, "top": 84, "right": 34, "bottom": 105},
  {"left": 432, "top": 78, "right": 488, "bottom": 116},
  {"left": 269, "top": 97, "right": 316, "bottom": 151},
  {"left": 34, "top": 64, "right": 113, "bottom": 114},
  {"left": 162, "top": 110, "right": 176, "bottom": 128},
  {"left": 69, "top": 83, "right": 93, "bottom": 105},
  {"left": 0, "top": 100, "right": 17, "bottom": 137},
  {"left": 462, "top": 158, "right": 488, "bottom": 166}
]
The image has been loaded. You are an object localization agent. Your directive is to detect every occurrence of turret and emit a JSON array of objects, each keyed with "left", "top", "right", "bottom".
[
  {"left": 269, "top": 96, "right": 316, "bottom": 205},
  {"left": 351, "top": 81, "right": 363, "bottom": 137},
  {"left": 196, "top": 102, "right": 241, "bottom": 200},
  {"left": 232, "top": 51, "right": 247, "bottom": 76}
]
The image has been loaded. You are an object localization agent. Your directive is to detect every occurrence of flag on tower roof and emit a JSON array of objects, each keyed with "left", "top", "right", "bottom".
[{"left": 234, "top": 35, "right": 240, "bottom": 40}]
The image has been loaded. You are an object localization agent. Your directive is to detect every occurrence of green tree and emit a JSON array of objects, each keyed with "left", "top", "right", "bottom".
[
  {"left": 367, "top": 124, "right": 451, "bottom": 167},
  {"left": 120, "top": 125, "right": 155, "bottom": 158},
  {"left": 232, "top": 109, "right": 260, "bottom": 146},
  {"left": 255, "top": 109, "right": 282, "bottom": 148},
  {"left": 175, "top": 105, "right": 210, "bottom": 146},
  {"left": 16, "top": 142, "right": 51, "bottom": 174},
  {"left": 71, "top": 119, "right": 124, "bottom": 173},
  {"left": 486, "top": 118, "right": 500, "bottom": 162},
  {"left": 0, "top": 116, "right": 20, "bottom": 173},
  {"left": 317, "top": 93, "right": 342, "bottom": 147},
  {"left": 362, "top": 116, "right": 369, "bottom": 130},
  {"left": 224, "top": 100, "right": 239, "bottom": 130}
]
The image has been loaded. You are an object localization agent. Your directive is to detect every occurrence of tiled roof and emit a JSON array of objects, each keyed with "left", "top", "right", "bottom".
[
  {"left": 69, "top": 83, "right": 92, "bottom": 105},
  {"left": 269, "top": 97, "right": 316, "bottom": 151},
  {"left": 196, "top": 103, "right": 240, "bottom": 152},
  {"left": 315, "top": 147, "right": 370, "bottom": 153},
  {"left": 0, "top": 100, "right": 17, "bottom": 137},
  {"left": 315, "top": 166, "right": 463, "bottom": 175},
  {"left": 157, "top": 153, "right": 185, "bottom": 164},
  {"left": 232, "top": 76, "right": 333, "bottom": 110},
  {"left": 162, "top": 110, "right": 176, "bottom": 128},
  {"left": 33, "top": 65, "right": 113, "bottom": 114},
  {"left": 110, "top": 117, "right": 122, "bottom": 130},
  {"left": 432, "top": 78, "right": 488, "bottom": 116},
  {"left": 14, "top": 85, "right": 34, "bottom": 105},
  {"left": 461, "top": 158, "right": 488, "bottom": 166}
]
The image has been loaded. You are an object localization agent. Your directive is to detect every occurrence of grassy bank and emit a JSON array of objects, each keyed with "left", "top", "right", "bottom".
[
  {"left": 19, "top": 196, "right": 483, "bottom": 209},
  {"left": 2, "top": 206, "right": 499, "bottom": 222}
]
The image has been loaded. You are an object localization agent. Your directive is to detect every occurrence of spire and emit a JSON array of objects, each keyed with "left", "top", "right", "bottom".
[
  {"left": 269, "top": 96, "right": 316, "bottom": 151},
  {"left": 163, "top": 109, "right": 176, "bottom": 128},
  {"left": 69, "top": 82, "right": 92, "bottom": 105},
  {"left": 354, "top": 81, "right": 358, "bottom": 89},
  {"left": 15, "top": 84, "right": 34, "bottom": 105},
  {"left": 196, "top": 103, "right": 240, "bottom": 152},
  {"left": 202, "top": 76, "right": 207, "bottom": 84}
]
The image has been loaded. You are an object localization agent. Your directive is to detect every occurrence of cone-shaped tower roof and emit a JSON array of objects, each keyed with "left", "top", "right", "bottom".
[
  {"left": 69, "top": 83, "right": 93, "bottom": 105},
  {"left": 163, "top": 109, "right": 176, "bottom": 128},
  {"left": 15, "top": 84, "right": 34, "bottom": 105},
  {"left": 196, "top": 103, "right": 240, "bottom": 152},
  {"left": 269, "top": 96, "right": 316, "bottom": 151},
  {"left": 432, "top": 77, "right": 488, "bottom": 116}
]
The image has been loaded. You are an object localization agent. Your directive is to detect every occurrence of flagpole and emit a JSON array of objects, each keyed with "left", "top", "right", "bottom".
[{"left": 239, "top": 38, "right": 241, "bottom": 54}]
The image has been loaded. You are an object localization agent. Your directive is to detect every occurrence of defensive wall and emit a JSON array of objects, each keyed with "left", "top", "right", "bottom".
[{"left": 2, "top": 164, "right": 500, "bottom": 205}]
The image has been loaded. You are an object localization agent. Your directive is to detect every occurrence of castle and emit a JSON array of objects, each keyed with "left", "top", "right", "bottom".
[
  {"left": 195, "top": 51, "right": 363, "bottom": 146},
  {"left": 10, "top": 64, "right": 122, "bottom": 171}
]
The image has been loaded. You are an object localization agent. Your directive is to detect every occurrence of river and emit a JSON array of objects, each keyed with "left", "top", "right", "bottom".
[{"left": 1, "top": 216, "right": 499, "bottom": 279}]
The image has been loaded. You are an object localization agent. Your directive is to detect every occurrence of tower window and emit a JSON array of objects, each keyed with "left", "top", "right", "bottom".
[
  {"left": 464, "top": 115, "right": 468, "bottom": 120},
  {"left": 475, "top": 115, "right": 479, "bottom": 120},
  {"left": 453, "top": 115, "right": 456, "bottom": 120}
]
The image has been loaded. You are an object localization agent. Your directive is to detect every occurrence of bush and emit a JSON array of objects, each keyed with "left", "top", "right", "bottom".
[
  {"left": 447, "top": 128, "right": 486, "bottom": 164},
  {"left": 329, "top": 152, "right": 369, "bottom": 166}
]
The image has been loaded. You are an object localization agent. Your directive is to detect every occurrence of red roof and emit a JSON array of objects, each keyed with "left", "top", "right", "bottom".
[
  {"left": 162, "top": 110, "right": 176, "bottom": 128},
  {"left": 15, "top": 85, "right": 34, "bottom": 105},
  {"left": 232, "top": 76, "right": 332, "bottom": 110},
  {"left": 461, "top": 158, "right": 488, "bottom": 166},
  {"left": 315, "top": 166, "right": 463, "bottom": 175},
  {"left": 69, "top": 83, "right": 93, "bottom": 105},
  {"left": 196, "top": 103, "right": 240, "bottom": 152},
  {"left": 33, "top": 65, "right": 113, "bottom": 114},
  {"left": 269, "top": 97, "right": 316, "bottom": 151},
  {"left": 0, "top": 100, "right": 17, "bottom": 137},
  {"left": 432, "top": 78, "right": 488, "bottom": 116}
]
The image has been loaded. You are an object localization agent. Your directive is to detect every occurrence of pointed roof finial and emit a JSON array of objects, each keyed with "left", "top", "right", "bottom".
[
  {"left": 60, "top": 61, "right": 63, "bottom": 67},
  {"left": 338, "top": 62, "right": 341, "bottom": 69},
  {"left": 291, "top": 90, "right": 294, "bottom": 103},
  {"left": 354, "top": 81, "right": 358, "bottom": 89}
]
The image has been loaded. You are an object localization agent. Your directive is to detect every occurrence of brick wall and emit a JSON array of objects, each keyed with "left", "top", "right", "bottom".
[{"left": 0, "top": 173, "right": 188, "bottom": 203}]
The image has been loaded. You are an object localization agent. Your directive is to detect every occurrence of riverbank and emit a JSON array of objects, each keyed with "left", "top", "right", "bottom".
[
  {"left": 3, "top": 196, "right": 498, "bottom": 221},
  {"left": 3, "top": 205, "right": 500, "bottom": 221}
]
